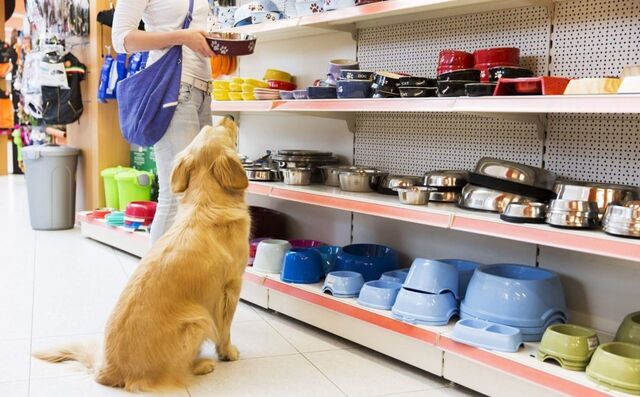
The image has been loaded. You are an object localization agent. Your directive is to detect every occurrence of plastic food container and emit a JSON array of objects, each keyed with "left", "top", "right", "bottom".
[
  {"left": 114, "top": 170, "right": 155, "bottom": 211},
  {"left": 538, "top": 324, "right": 600, "bottom": 371},
  {"left": 392, "top": 288, "right": 458, "bottom": 326},
  {"left": 357, "top": 280, "right": 402, "bottom": 310},
  {"left": 451, "top": 318, "right": 523, "bottom": 353},
  {"left": 101, "top": 166, "right": 135, "bottom": 210},
  {"left": 323, "top": 271, "right": 365, "bottom": 297}
]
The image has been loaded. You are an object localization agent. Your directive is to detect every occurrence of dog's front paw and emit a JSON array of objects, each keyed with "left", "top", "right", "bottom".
[
  {"left": 192, "top": 358, "right": 216, "bottom": 376},
  {"left": 218, "top": 344, "right": 240, "bottom": 361}
]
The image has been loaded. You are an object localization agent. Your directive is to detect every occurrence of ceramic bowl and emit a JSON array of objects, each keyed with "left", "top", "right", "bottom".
[
  {"left": 253, "top": 239, "right": 292, "bottom": 274},
  {"left": 451, "top": 318, "right": 523, "bottom": 353},
  {"left": 291, "top": 239, "right": 326, "bottom": 249},
  {"left": 279, "top": 90, "right": 295, "bottom": 100},
  {"left": 392, "top": 289, "right": 458, "bottom": 325},
  {"left": 292, "top": 90, "right": 309, "bottom": 100},
  {"left": 437, "top": 80, "right": 475, "bottom": 97},
  {"left": 337, "top": 80, "right": 373, "bottom": 99},
  {"left": 213, "top": 90, "right": 230, "bottom": 101},
  {"left": 251, "top": 11, "right": 281, "bottom": 24},
  {"left": 465, "top": 83, "right": 497, "bottom": 97},
  {"left": 314, "top": 245, "right": 341, "bottom": 274},
  {"left": 488, "top": 66, "right": 534, "bottom": 82},
  {"left": 295, "top": 0, "right": 324, "bottom": 16},
  {"left": 404, "top": 258, "right": 460, "bottom": 298},
  {"left": 461, "top": 264, "right": 567, "bottom": 341},
  {"left": 399, "top": 87, "right": 438, "bottom": 98},
  {"left": 205, "top": 33, "right": 257, "bottom": 56},
  {"left": 586, "top": 342, "right": 640, "bottom": 395},
  {"left": 336, "top": 244, "right": 399, "bottom": 281},
  {"left": 437, "top": 69, "right": 481, "bottom": 82},
  {"left": 615, "top": 312, "right": 640, "bottom": 346},
  {"left": 473, "top": 47, "right": 520, "bottom": 66},
  {"left": 379, "top": 269, "right": 410, "bottom": 284},
  {"left": 229, "top": 92, "right": 244, "bottom": 101},
  {"left": 281, "top": 248, "right": 325, "bottom": 284},
  {"left": 248, "top": 237, "right": 271, "bottom": 265},
  {"left": 437, "top": 259, "right": 481, "bottom": 298},
  {"left": 264, "top": 69, "right": 293, "bottom": 83},
  {"left": 268, "top": 80, "right": 297, "bottom": 91},
  {"left": 327, "top": 59, "right": 360, "bottom": 85},
  {"left": 538, "top": 324, "right": 600, "bottom": 371},
  {"left": 372, "top": 72, "right": 403, "bottom": 95},
  {"left": 357, "top": 280, "right": 402, "bottom": 310},
  {"left": 307, "top": 86, "right": 337, "bottom": 99},
  {"left": 438, "top": 50, "right": 474, "bottom": 67},
  {"left": 323, "top": 271, "right": 364, "bottom": 297},
  {"left": 372, "top": 90, "right": 401, "bottom": 98},
  {"left": 340, "top": 70, "right": 374, "bottom": 80},
  {"left": 324, "top": 0, "right": 356, "bottom": 10},
  {"left": 398, "top": 76, "right": 437, "bottom": 87}
]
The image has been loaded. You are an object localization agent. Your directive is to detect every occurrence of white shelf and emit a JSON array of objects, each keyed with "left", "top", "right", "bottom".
[
  {"left": 240, "top": 267, "right": 625, "bottom": 397},
  {"left": 247, "top": 182, "right": 640, "bottom": 262},
  {"left": 211, "top": 95, "right": 640, "bottom": 115}
]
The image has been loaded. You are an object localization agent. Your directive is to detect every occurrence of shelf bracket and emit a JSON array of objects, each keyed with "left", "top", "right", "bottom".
[
  {"left": 463, "top": 112, "right": 547, "bottom": 140},
  {"left": 296, "top": 112, "right": 357, "bottom": 133}
]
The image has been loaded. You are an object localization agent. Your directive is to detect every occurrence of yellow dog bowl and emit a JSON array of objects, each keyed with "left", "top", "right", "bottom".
[
  {"left": 241, "top": 92, "right": 256, "bottom": 101},
  {"left": 242, "top": 84, "right": 257, "bottom": 93},
  {"left": 244, "top": 78, "right": 269, "bottom": 88},
  {"left": 229, "top": 92, "right": 244, "bottom": 101},
  {"left": 231, "top": 77, "right": 244, "bottom": 84},
  {"left": 213, "top": 90, "right": 230, "bottom": 101},
  {"left": 213, "top": 80, "right": 230, "bottom": 90},
  {"left": 263, "top": 69, "right": 292, "bottom": 83},
  {"left": 229, "top": 83, "right": 243, "bottom": 92}
]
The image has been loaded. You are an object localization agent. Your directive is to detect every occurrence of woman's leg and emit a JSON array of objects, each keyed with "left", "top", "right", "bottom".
[
  {"left": 150, "top": 84, "right": 202, "bottom": 244},
  {"left": 198, "top": 88, "right": 213, "bottom": 128}
]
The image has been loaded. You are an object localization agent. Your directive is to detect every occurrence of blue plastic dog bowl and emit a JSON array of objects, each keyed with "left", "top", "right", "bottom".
[
  {"left": 280, "top": 248, "right": 324, "bottom": 284},
  {"left": 451, "top": 318, "right": 523, "bottom": 353},
  {"left": 437, "top": 259, "right": 481, "bottom": 298},
  {"left": 323, "top": 271, "right": 365, "bottom": 298},
  {"left": 392, "top": 288, "right": 458, "bottom": 325},
  {"left": 404, "top": 258, "right": 460, "bottom": 298},
  {"left": 461, "top": 264, "right": 567, "bottom": 341},
  {"left": 357, "top": 280, "right": 402, "bottom": 310},
  {"left": 314, "top": 245, "right": 341, "bottom": 275},
  {"left": 380, "top": 269, "right": 410, "bottom": 284},
  {"left": 336, "top": 244, "right": 399, "bottom": 281}
]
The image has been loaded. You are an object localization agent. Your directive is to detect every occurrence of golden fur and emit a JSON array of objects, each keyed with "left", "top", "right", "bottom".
[{"left": 34, "top": 117, "right": 250, "bottom": 392}]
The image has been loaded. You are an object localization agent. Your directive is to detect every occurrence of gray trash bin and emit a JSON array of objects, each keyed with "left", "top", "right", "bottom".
[{"left": 22, "top": 145, "right": 80, "bottom": 230}]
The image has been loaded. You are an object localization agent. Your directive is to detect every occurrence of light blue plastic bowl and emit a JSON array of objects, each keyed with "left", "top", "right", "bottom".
[
  {"left": 437, "top": 259, "right": 481, "bottom": 298},
  {"left": 460, "top": 264, "right": 567, "bottom": 341},
  {"left": 403, "top": 258, "right": 460, "bottom": 298},
  {"left": 314, "top": 245, "right": 341, "bottom": 275},
  {"left": 450, "top": 318, "right": 524, "bottom": 353},
  {"left": 357, "top": 280, "right": 402, "bottom": 310},
  {"left": 461, "top": 311, "right": 568, "bottom": 342},
  {"left": 380, "top": 269, "right": 410, "bottom": 284},
  {"left": 280, "top": 248, "right": 324, "bottom": 284},
  {"left": 323, "top": 271, "right": 365, "bottom": 298},
  {"left": 391, "top": 288, "right": 458, "bottom": 326}
]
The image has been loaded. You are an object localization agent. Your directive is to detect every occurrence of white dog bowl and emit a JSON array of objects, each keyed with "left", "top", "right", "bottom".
[{"left": 253, "top": 239, "right": 292, "bottom": 274}]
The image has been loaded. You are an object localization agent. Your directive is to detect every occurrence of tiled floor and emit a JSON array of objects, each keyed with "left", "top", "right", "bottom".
[{"left": 0, "top": 175, "right": 482, "bottom": 396}]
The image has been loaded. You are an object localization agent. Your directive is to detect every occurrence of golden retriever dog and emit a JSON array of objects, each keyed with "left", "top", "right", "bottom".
[{"left": 35, "top": 116, "right": 250, "bottom": 392}]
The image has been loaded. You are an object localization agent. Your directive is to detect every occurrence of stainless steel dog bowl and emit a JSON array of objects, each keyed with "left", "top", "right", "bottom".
[
  {"left": 378, "top": 175, "right": 423, "bottom": 195},
  {"left": 245, "top": 167, "right": 278, "bottom": 182},
  {"left": 394, "top": 186, "right": 434, "bottom": 205},
  {"left": 458, "top": 184, "right": 533, "bottom": 213},
  {"left": 546, "top": 199, "right": 600, "bottom": 228},
  {"left": 338, "top": 168, "right": 386, "bottom": 193},
  {"left": 553, "top": 180, "right": 640, "bottom": 218},
  {"left": 319, "top": 165, "right": 354, "bottom": 187},
  {"left": 500, "top": 202, "right": 548, "bottom": 224},
  {"left": 429, "top": 190, "right": 460, "bottom": 203},
  {"left": 475, "top": 158, "right": 557, "bottom": 190},
  {"left": 423, "top": 170, "right": 468, "bottom": 188},
  {"left": 602, "top": 205, "right": 640, "bottom": 238},
  {"left": 278, "top": 150, "right": 333, "bottom": 157},
  {"left": 282, "top": 168, "right": 312, "bottom": 186}
]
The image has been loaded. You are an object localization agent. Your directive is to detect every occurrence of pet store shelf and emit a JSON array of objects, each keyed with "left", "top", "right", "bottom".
[
  {"left": 211, "top": 95, "right": 640, "bottom": 115},
  {"left": 240, "top": 268, "right": 621, "bottom": 397},
  {"left": 247, "top": 182, "right": 640, "bottom": 262},
  {"left": 228, "top": 0, "right": 549, "bottom": 41},
  {"left": 76, "top": 212, "right": 151, "bottom": 258}
]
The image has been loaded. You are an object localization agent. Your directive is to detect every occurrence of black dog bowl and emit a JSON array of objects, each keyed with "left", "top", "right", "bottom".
[
  {"left": 437, "top": 80, "right": 474, "bottom": 97},
  {"left": 399, "top": 87, "right": 438, "bottom": 98},
  {"left": 371, "top": 72, "right": 403, "bottom": 95},
  {"left": 437, "top": 68, "right": 481, "bottom": 82},
  {"left": 337, "top": 80, "right": 373, "bottom": 99},
  {"left": 307, "top": 86, "right": 338, "bottom": 99},
  {"left": 341, "top": 70, "right": 374, "bottom": 81},
  {"left": 465, "top": 83, "right": 497, "bottom": 97},
  {"left": 398, "top": 77, "right": 437, "bottom": 88},
  {"left": 488, "top": 66, "right": 534, "bottom": 82}
]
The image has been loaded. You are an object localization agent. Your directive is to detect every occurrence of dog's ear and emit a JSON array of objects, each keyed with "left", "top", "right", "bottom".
[
  {"left": 170, "top": 152, "right": 194, "bottom": 194},
  {"left": 212, "top": 149, "right": 248, "bottom": 192}
]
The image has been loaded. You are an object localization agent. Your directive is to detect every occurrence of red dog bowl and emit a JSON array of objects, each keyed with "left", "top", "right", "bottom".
[
  {"left": 438, "top": 50, "right": 474, "bottom": 68},
  {"left": 268, "top": 80, "right": 297, "bottom": 91},
  {"left": 90, "top": 209, "right": 112, "bottom": 219},
  {"left": 473, "top": 47, "right": 520, "bottom": 66},
  {"left": 125, "top": 201, "right": 157, "bottom": 226},
  {"left": 437, "top": 65, "right": 471, "bottom": 76}
]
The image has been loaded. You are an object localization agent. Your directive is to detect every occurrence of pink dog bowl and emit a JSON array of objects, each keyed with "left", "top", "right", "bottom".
[{"left": 290, "top": 239, "right": 327, "bottom": 249}]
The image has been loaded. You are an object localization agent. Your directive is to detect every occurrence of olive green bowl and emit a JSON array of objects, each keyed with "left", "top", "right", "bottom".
[
  {"left": 586, "top": 342, "right": 640, "bottom": 395},
  {"left": 615, "top": 311, "right": 640, "bottom": 346},
  {"left": 537, "top": 324, "right": 599, "bottom": 371}
]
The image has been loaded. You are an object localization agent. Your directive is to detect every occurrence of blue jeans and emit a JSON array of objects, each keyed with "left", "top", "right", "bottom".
[{"left": 150, "top": 83, "right": 212, "bottom": 244}]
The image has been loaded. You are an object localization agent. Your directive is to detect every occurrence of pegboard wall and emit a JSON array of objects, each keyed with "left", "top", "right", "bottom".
[{"left": 355, "top": 0, "right": 640, "bottom": 185}]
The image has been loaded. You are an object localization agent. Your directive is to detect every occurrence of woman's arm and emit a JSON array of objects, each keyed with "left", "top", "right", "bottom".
[{"left": 112, "top": 0, "right": 214, "bottom": 57}]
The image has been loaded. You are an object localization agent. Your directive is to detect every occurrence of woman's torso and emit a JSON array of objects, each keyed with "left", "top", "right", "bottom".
[{"left": 143, "top": 0, "right": 211, "bottom": 81}]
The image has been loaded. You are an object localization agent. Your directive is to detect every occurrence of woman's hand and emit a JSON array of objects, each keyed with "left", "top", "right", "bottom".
[{"left": 177, "top": 30, "right": 215, "bottom": 57}]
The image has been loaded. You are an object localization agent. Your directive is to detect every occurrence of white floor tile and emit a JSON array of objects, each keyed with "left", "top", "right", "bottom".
[
  {"left": 31, "top": 302, "right": 113, "bottom": 338},
  {"left": 0, "top": 298, "right": 33, "bottom": 340},
  {"left": 305, "top": 349, "right": 446, "bottom": 397},
  {"left": 30, "top": 333, "right": 103, "bottom": 379},
  {"left": 29, "top": 374, "right": 190, "bottom": 397},
  {"left": 188, "top": 354, "right": 346, "bottom": 397},
  {"left": 113, "top": 250, "right": 140, "bottom": 277},
  {"left": 0, "top": 339, "right": 31, "bottom": 382},
  {"left": 260, "top": 311, "right": 352, "bottom": 353},
  {"left": 378, "top": 385, "right": 483, "bottom": 397},
  {"left": 0, "top": 380, "right": 29, "bottom": 397},
  {"left": 232, "top": 302, "right": 263, "bottom": 323}
]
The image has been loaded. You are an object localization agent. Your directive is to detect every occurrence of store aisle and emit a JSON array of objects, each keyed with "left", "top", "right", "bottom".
[{"left": 0, "top": 175, "right": 481, "bottom": 397}]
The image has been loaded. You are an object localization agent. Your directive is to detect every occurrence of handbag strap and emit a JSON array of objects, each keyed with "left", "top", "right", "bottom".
[{"left": 182, "top": 0, "right": 195, "bottom": 29}]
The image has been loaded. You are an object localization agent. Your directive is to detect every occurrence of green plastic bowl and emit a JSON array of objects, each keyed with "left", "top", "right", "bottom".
[
  {"left": 586, "top": 342, "right": 640, "bottom": 395},
  {"left": 615, "top": 311, "right": 640, "bottom": 346},
  {"left": 537, "top": 324, "right": 599, "bottom": 371}
]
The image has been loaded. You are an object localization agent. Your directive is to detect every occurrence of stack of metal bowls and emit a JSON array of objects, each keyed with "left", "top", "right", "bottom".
[
  {"left": 272, "top": 150, "right": 340, "bottom": 183},
  {"left": 242, "top": 153, "right": 281, "bottom": 182},
  {"left": 423, "top": 170, "right": 468, "bottom": 203},
  {"left": 553, "top": 180, "right": 640, "bottom": 221},
  {"left": 546, "top": 200, "right": 600, "bottom": 228},
  {"left": 602, "top": 202, "right": 640, "bottom": 238}
]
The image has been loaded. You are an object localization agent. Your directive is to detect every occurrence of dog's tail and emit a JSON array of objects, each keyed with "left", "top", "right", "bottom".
[{"left": 33, "top": 341, "right": 99, "bottom": 371}]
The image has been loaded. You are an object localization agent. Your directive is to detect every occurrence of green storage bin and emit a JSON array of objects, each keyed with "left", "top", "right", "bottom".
[
  {"left": 114, "top": 170, "right": 155, "bottom": 211},
  {"left": 100, "top": 166, "right": 135, "bottom": 209}
]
